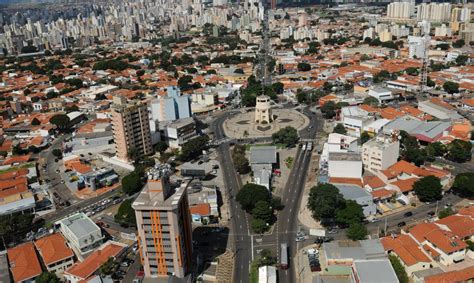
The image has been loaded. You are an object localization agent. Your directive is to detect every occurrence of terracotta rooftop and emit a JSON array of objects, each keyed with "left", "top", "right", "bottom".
[
  {"left": 424, "top": 266, "right": 474, "bottom": 283},
  {"left": 381, "top": 235, "right": 431, "bottom": 266},
  {"left": 34, "top": 233, "right": 74, "bottom": 266},
  {"left": 189, "top": 203, "right": 211, "bottom": 216},
  {"left": 7, "top": 242, "right": 43, "bottom": 282}
]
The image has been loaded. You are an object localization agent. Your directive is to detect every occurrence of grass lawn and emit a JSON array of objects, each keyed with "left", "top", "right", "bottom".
[{"left": 249, "top": 260, "right": 259, "bottom": 283}]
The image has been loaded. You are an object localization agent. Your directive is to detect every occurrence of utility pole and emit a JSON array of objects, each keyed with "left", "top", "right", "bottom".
[{"left": 384, "top": 217, "right": 388, "bottom": 236}]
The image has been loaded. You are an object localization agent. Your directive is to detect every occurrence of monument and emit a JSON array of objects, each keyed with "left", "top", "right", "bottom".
[{"left": 255, "top": 95, "right": 273, "bottom": 124}]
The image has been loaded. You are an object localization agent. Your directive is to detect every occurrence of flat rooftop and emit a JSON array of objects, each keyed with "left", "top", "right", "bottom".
[{"left": 59, "top": 213, "right": 100, "bottom": 238}]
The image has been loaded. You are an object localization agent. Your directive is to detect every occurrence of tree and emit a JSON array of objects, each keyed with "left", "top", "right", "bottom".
[
  {"left": 49, "top": 114, "right": 70, "bottom": 131},
  {"left": 438, "top": 207, "right": 454, "bottom": 219},
  {"left": 335, "top": 200, "right": 364, "bottom": 227},
  {"left": 447, "top": 139, "right": 472, "bottom": 163},
  {"left": 127, "top": 148, "right": 141, "bottom": 163},
  {"left": 64, "top": 105, "right": 79, "bottom": 113},
  {"left": 389, "top": 255, "right": 409, "bottom": 283},
  {"left": 443, "top": 81, "right": 459, "bottom": 94},
  {"left": 436, "top": 43, "right": 450, "bottom": 51},
  {"left": 236, "top": 183, "right": 270, "bottom": 212},
  {"left": 360, "top": 132, "right": 371, "bottom": 144},
  {"left": 414, "top": 176, "right": 442, "bottom": 202},
  {"left": 154, "top": 141, "right": 169, "bottom": 154},
  {"left": 234, "top": 68, "right": 244, "bottom": 74},
  {"left": 31, "top": 118, "right": 41, "bottom": 125},
  {"left": 405, "top": 67, "right": 419, "bottom": 76},
  {"left": 252, "top": 201, "right": 273, "bottom": 223},
  {"left": 321, "top": 101, "right": 336, "bottom": 119},
  {"left": 52, "top": 148, "right": 62, "bottom": 158},
  {"left": 333, "top": 123, "right": 347, "bottom": 135},
  {"left": 121, "top": 171, "right": 143, "bottom": 195},
  {"left": 360, "top": 54, "right": 371, "bottom": 61},
  {"left": 363, "top": 96, "right": 379, "bottom": 106},
  {"left": 272, "top": 126, "right": 298, "bottom": 147},
  {"left": 233, "top": 153, "right": 250, "bottom": 174},
  {"left": 251, "top": 218, "right": 268, "bottom": 234},
  {"left": 426, "top": 142, "right": 447, "bottom": 159},
  {"left": 455, "top": 55, "right": 468, "bottom": 66},
  {"left": 100, "top": 257, "right": 117, "bottom": 276},
  {"left": 272, "top": 82, "right": 284, "bottom": 94},
  {"left": 179, "top": 136, "right": 209, "bottom": 162},
  {"left": 114, "top": 199, "right": 136, "bottom": 226},
  {"left": 36, "top": 272, "right": 60, "bottom": 283},
  {"left": 346, "top": 222, "right": 368, "bottom": 240},
  {"left": 307, "top": 183, "right": 345, "bottom": 222},
  {"left": 451, "top": 172, "right": 474, "bottom": 198},
  {"left": 21, "top": 45, "right": 38, "bottom": 53},
  {"left": 452, "top": 39, "right": 465, "bottom": 48},
  {"left": 297, "top": 62, "right": 311, "bottom": 72}
]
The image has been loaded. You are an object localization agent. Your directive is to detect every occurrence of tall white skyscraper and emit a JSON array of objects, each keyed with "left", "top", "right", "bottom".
[
  {"left": 417, "top": 3, "right": 452, "bottom": 23},
  {"left": 408, "top": 35, "right": 430, "bottom": 59},
  {"left": 386, "top": 0, "right": 415, "bottom": 19}
]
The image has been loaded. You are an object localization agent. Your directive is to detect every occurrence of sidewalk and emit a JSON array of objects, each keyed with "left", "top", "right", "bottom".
[
  {"left": 298, "top": 153, "right": 323, "bottom": 230},
  {"left": 294, "top": 243, "right": 319, "bottom": 283}
]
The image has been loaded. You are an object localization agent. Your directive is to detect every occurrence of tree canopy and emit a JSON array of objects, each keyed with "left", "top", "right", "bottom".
[
  {"left": 443, "top": 81, "right": 459, "bottom": 94},
  {"left": 414, "top": 175, "right": 442, "bottom": 202},
  {"left": 115, "top": 199, "right": 136, "bottom": 226},
  {"left": 447, "top": 139, "right": 472, "bottom": 163},
  {"left": 236, "top": 183, "right": 270, "bottom": 212},
  {"left": 451, "top": 172, "right": 474, "bottom": 198},
  {"left": 36, "top": 272, "right": 60, "bottom": 283},
  {"left": 389, "top": 255, "right": 409, "bottom": 283},
  {"left": 272, "top": 126, "right": 298, "bottom": 147},
  {"left": 50, "top": 114, "right": 70, "bottom": 131},
  {"left": 121, "top": 171, "right": 143, "bottom": 195},
  {"left": 346, "top": 222, "right": 368, "bottom": 241},
  {"left": 179, "top": 135, "right": 209, "bottom": 162},
  {"left": 335, "top": 200, "right": 364, "bottom": 227},
  {"left": 333, "top": 123, "right": 347, "bottom": 135},
  {"left": 307, "top": 183, "right": 345, "bottom": 222}
]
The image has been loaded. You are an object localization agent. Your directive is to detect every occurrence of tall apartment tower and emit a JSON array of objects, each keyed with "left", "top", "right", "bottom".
[
  {"left": 133, "top": 169, "right": 193, "bottom": 278},
  {"left": 111, "top": 96, "right": 153, "bottom": 162}
]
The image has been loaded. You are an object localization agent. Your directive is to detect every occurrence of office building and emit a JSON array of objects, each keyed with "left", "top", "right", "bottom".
[
  {"left": 111, "top": 96, "right": 153, "bottom": 162},
  {"left": 362, "top": 134, "right": 400, "bottom": 174},
  {"left": 57, "top": 213, "right": 105, "bottom": 256},
  {"left": 160, "top": 117, "right": 197, "bottom": 149},
  {"left": 133, "top": 168, "right": 193, "bottom": 279}
]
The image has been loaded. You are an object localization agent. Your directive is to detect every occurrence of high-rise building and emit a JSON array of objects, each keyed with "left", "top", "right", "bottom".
[
  {"left": 451, "top": 7, "right": 471, "bottom": 23},
  {"left": 417, "top": 3, "right": 452, "bottom": 23},
  {"left": 133, "top": 169, "right": 193, "bottom": 279},
  {"left": 408, "top": 35, "right": 430, "bottom": 59},
  {"left": 111, "top": 96, "right": 153, "bottom": 162},
  {"left": 362, "top": 134, "right": 400, "bottom": 174},
  {"left": 386, "top": 0, "right": 415, "bottom": 19}
]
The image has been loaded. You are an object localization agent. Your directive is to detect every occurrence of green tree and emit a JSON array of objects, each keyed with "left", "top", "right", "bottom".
[
  {"left": 252, "top": 201, "right": 273, "bottom": 223},
  {"left": 297, "top": 62, "right": 311, "bottom": 72},
  {"left": 52, "top": 148, "right": 62, "bottom": 158},
  {"left": 307, "top": 183, "right": 345, "bottom": 222},
  {"left": 236, "top": 183, "right": 270, "bottom": 212},
  {"left": 447, "top": 139, "right": 472, "bottom": 163},
  {"left": 360, "top": 54, "right": 371, "bottom": 61},
  {"left": 49, "top": 114, "right": 70, "bottom": 131},
  {"left": 154, "top": 141, "right": 169, "bottom": 154},
  {"left": 233, "top": 153, "right": 250, "bottom": 174},
  {"left": 272, "top": 126, "right": 298, "bottom": 147},
  {"left": 121, "top": 171, "right": 143, "bottom": 195},
  {"left": 360, "top": 132, "right": 371, "bottom": 144},
  {"left": 436, "top": 43, "right": 450, "bottom": 51},
  {"left": 453, "top": 39, "right": 465, "bottom": 48},
  {"left": 100, "top": 257, "right": 117, "bottom": 276},
  {"left": 36, "top": 272, "right": 60, "bottom": 283},
  {"left": 251, "top": 218, "right": 268, "bottom": 234},
  {"left": 426, "top": 142, "right": 447, "bottom": 160},
  {"left": 414, "top": 176, "right": 442, "bottom": 202},
  {"left": 451, "top": 172, "right": 474, "bottom": 198},
  {"left": 405, "top": 67, "right": 419, "bottom": 76},
  {"left": 346, "top": 222, "right": 368, "bottom": 240},
  {"left": 438, "top": 207, "right": 454, "bottom": 219},
  {"left": 333, "top": 123, "right": 347, "bottom": 135},
  {"left": 31, "top": 117, "right": 41, "bottom": 125},
  {"left": 234, "top": 68, "right": 244, "bottom": 74},
  {"left": 335, "top": 200, "right": 364, "bottom": 227},
  {"left": 443, "top": 81, "right": 459, "bottom": 94},
  {"left": 321, "top": 101, "right": 336, "bottom": 119},
  {"left": 455, "top": 55, "right": 468, "bottom": 66},
  {"left": 64, "top": 105, "right": 79, "bottom": 113},
  {"left": 363, "top": 96, "right": 379, "bottom": 106},
  {"left": 272, "top": 82, "right": 284, "bottom": 94},
  {"left": 389, "top": 255, "right": 409, "bottom": 283},
  {"left": 114, "top": 199, "right": 136, "bottom": 226},
  {"left": 179, "top": 136, "right": 209, "bottom": 161}
]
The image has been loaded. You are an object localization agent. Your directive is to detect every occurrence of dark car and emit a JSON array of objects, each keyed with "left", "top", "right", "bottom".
[
  {"left": 397, "top": 221, "right": 406, "bottom": 227},
  {"left": 427, "top": 211, "right": 436, "bottom": 217},
  {"left": 404, "top": 211, "right": 413, "bottom": 217}
]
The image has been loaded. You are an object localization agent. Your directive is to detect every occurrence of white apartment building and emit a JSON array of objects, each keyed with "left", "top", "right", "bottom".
[
  {"left": 386, "top": 1, "right": 416, "bottom": 19},
  {"left": 340, "top": 106, "right": 375, "bottom": 138},
  {"left": 417, "top": 3, "right": 452, "bottom": 23},
  {"left": 368, "top": 87, "right": 394, "bottom": 103},
  {"left": 408, "top": 35, "right": 430, "bottom": 59},
  {"left": 362, "top": 135, "right": 400, "bottom": 174}
]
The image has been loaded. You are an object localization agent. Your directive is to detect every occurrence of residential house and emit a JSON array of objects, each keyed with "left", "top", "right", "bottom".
[
  {"left": 34, "top": 233, "right": 75, "bottom": 278},
  {"left": 7, "top": 242, "right": 43, "bottom": 283}
]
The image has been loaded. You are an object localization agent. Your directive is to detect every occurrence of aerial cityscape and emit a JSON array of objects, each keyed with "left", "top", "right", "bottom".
[{"left": 0, "top": 0, "right": 473, "bottom": 282}]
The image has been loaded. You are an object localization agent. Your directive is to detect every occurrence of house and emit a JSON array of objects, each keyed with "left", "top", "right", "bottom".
[
  {"left": 7, "top": 242, "right": 43, "bottom": 283},
  {"left": 34, "top": 233, "right": 75, "bottom": 278},
  {"left": 249, "top": 146, "right": 277, "bottom": 190},
  {"left": 64, "top": 241, "right": 126, "bottom": 283},
  {"left": 57, "top": 213, "right": 105, "bottom": 257},
  {"left": 381, "top": 234, "right": 432, "bottom": 275},
  {"left": 0, "top": 175, "right": 35, "bottom": 216},
  {"left": 368, "top": 87, "right": 395, "bottom": 103},
  {"left": 340, "top": 106, "right": 375, "bottom": 137},
  {"left": 423, "top": 266, "right": 474, "bottom": 283}
]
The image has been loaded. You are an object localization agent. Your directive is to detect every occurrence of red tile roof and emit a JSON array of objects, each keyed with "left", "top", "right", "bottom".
[
  {"left": 435, "top": 215, "right": 474, "bottom": 239},
  {"left": 34, "top": 233, "right": 74, "bottom": 266},
  {"left": 189, "top": 203, "right": 211, "bottom": 216},
  {"left": 7, "top": 242, "right": 43, "bottom": 282},
  {"left": 424, "top": 266, "right": 474, "bottom": 283},
  {"left": 381, "top": 235, "right": 431, "bottom": 266}
]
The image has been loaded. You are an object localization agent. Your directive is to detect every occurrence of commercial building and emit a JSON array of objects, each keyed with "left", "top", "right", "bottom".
[
  {"left": 340, "top": 106, "right": 375, "bottom": 137},
  {"left": 57, "top": 213, "right": 105, "bottom": 257},
  {"left": 133, "top": 168, "right": 193, "bottom": 279},
  {"left": 418, "top": 98, "right": 463, "bottom": 120},
  {"left": 111, "top": 96, "right": 153, "bottom": 162},
  {"left": 362, "top": 134, "right": 400, "bottom": 174},
  {"left": 250, "top": 146, "right": 277, "bottom": 190},
  {"left": 80, "top": 167, "right": 119, "bottom": 190},
  {"left": 34, "top": 233, "right": 75, "bottom": 278},
  {"left": 160, "top": 117, "right": 197, "bottom": 149},
  {"left": 328, "top": 152, "right": 362, "bottom": 179},
  {"left": 368, "top": 87, "right": 395, "bottom": 104}
]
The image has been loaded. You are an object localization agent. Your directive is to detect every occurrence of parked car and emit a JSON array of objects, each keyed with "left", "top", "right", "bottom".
[
  {"left": 404, "top": 211, "right": 413, "bottom": 217},
  {"left": 397, "top": 221, "right": 406, "bottom": 227}
]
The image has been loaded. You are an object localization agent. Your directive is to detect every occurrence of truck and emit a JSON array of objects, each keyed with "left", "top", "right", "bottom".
[
  {"left": 309, "top": 229, "right": 326, "bottom": 237},
  {"left": 280, "top": 243, "right": 288, "bottom": 270}
]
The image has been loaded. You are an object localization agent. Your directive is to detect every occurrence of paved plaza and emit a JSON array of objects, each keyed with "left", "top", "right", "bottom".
[{"left": 224, "top": 108, "right": 310, "bottom": 138}]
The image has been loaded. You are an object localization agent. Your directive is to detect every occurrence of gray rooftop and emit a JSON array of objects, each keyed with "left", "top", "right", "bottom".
[
  {"left": 0, "top": 253, "right": 11, "bottom": 283},
  {"left": 328, "top": 152, "right": 361, "bottom": 162},
  {"left": 323, "top": 239, "right": 386, "bottom": 261},
  {"left": 60, "top": 213, "right": 100, "bottom": 238},
  {"left": 335, "top": 184, "right": 372, "bottom": 200},
  {"left": 412, "top": 267, "right": 444, "bottom": 279},
  {"left": 353, "top": 259, "right": 398, "bottom": 283},
  {"left": 250, "top": 146, "right": 277, "bottom": 164},
  {"left": 383, "top": 117, "right": 451, "bottom": 140}
]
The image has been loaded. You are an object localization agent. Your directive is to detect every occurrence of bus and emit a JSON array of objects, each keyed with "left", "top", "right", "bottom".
[{"left": 280, "top": 243, "right": 289, "bottom": 270}]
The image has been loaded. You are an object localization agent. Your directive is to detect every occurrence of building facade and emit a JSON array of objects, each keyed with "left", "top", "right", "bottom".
[
  {"left": 111, "top": 96, "right": 153, "bottom": 162},
  {"left": 362, "top": 134, "right": 400, "bottom": 174},
  {"left": 133, "top": 170, "right": 193, "bottom": 278}
]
